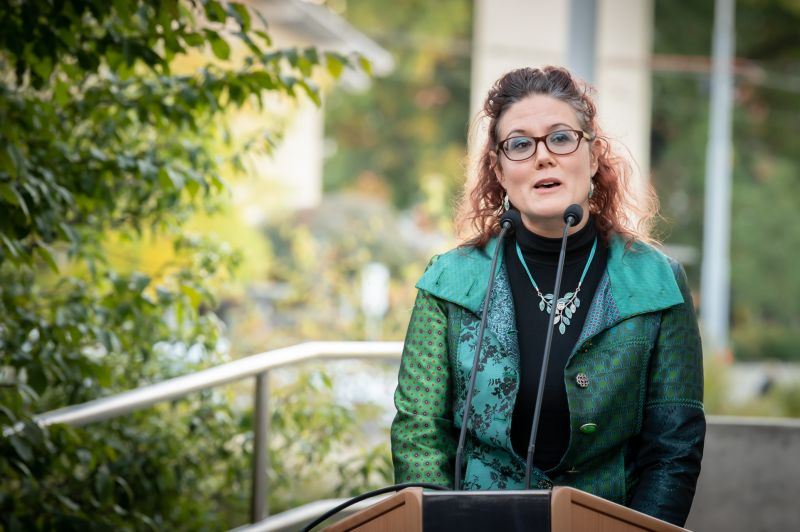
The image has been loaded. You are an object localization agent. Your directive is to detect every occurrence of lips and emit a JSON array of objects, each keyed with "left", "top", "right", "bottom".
[{"left": 534, "top": 178, "right": 562, "bottom": 189}]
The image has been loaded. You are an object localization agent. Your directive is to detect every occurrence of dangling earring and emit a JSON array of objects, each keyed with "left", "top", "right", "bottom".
[
  {"left": 503, "top": 193, "right": 510, "bottom": 211},
  {"left": 588, "top": 179, "right": 595, "bottom": 200}
]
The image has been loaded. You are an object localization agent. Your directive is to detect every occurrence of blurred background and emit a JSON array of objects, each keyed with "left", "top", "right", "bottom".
[{"left": 1, "top": 0, "right": 798, "bottom": 530}]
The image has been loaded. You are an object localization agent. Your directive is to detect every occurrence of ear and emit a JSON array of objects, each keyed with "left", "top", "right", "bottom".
[
  {"left": 589, "top": 141, "right": 600, "bottom": 176},
  {"left": 490, "top": 150, "right": 505, "bottom": 185}
]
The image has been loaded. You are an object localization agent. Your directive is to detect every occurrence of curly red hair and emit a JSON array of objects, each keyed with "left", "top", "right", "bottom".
[{"left": 457, "top": 66, "right": 658, "bottom": 248}]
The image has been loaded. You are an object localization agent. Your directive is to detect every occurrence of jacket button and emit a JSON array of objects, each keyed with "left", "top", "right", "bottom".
[
  {"left": 579, "top": 423, "right": 598, "bottom": 434},
  {"left": 575, "top": 372, "right": 589, "bottom": 388}
]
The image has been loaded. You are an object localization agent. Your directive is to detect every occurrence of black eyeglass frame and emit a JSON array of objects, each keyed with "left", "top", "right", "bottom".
[{"left": 496, "top": 129, "right": 594, "bottom": 161}]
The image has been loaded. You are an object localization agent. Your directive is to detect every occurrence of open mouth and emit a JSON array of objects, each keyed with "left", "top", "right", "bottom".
[{"left": 534, "top": 179, "right": 561, "bottom": 189}]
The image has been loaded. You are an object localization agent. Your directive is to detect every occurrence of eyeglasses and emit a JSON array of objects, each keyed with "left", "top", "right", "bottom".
[{"left": 496, "top": 129, "right": 592, "bottom": 161}]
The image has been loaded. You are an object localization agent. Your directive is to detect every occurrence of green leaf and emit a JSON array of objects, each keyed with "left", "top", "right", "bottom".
[
  {"left": 285, "top": 48, "right": 299, "bottom": 67},
  {"left": 0, "top": 182, "right": 19, "bottom": 205},
  {"left": 183, "top": 32, "right": 205, "bottom": 47},
  {"left": 56, "top": 493, "right": 81, "bottom": 512},
  {"left": 1, "top": 143, "right": 24, "bottom": 178},
  {"left": 228, "top": 3, "right": 251, "bottom": 31},
  {"left": 36, "top": 243, "right": 59, "bottom": 273},
  {"left": 53, "top": 80, "right": 70, "bottom": 106},
  {"left": 358, "top": 56, "right": 373, "bottom": 76},
  {"left": 159, "top": 167, "right": 185, "bottom": 191},
  {"left": 297, "top": 79, "right": 321, "bottom": 106},
  {"left": 204, "top": 0, "right": 227, "bottom": 22},
  {"left": 204, "top": 29, "right": 231, "bottom": 60},
  {"left": 9, "top": 435, "right": 33, "bottom": 462},
  {"left": 254, "top": 29, "right": 272, "bottom": 47},
  {"left": 180, "top": 283, "right": 202, "bottom": 307},
  {"left": 0, "top": 404, "right": 17, "bottom": 423},
  {"left": 0, "top": 233, "right": 21, "bottom": 260},
  {"left": 303, "top": 48, "right": 319, "bottom": 64},
  {"left": 297, "top": 56, "right": 313, "bottom": 77},
  {"left": 326, "top": 54, "right": 344, "bottom": 79}
]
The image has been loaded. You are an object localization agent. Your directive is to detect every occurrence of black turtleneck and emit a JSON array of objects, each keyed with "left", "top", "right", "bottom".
[{"left": 504, "top": 215, "right": 608, "bottom": 471}]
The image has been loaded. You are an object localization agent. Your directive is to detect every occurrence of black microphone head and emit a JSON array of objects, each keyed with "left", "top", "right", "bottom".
[
  {"left": 499, "top": 208, "right": 522, "bottom": 232},
  {"left": 563, "top": 204, "right": 584, "bottom": 226}
]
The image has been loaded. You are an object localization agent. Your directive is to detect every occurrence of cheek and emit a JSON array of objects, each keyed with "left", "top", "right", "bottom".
[
  {"left": 501, "top": 163, "right": 528, "bottom": 185},
  {"left": 574, "top": 153, "right": 595, "bottom": 179}
]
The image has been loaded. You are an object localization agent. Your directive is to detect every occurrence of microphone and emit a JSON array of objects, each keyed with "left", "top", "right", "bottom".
[
  {"left": 454, "top": 209, "right": 516, "bottom": 490},
  {"left": 499, "top": 208, "right": 522, "bottom": 232},
  {"left": 563, "top": 204, "right": 583, "bottom": 226},
  {"left": 524, "top": 204, "right": 583, "bottom": 490}
]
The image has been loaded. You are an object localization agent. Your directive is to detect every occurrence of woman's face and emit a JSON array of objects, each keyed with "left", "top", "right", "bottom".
[{"left": 492, "top": 94, "right": 598, "bottom": 237}]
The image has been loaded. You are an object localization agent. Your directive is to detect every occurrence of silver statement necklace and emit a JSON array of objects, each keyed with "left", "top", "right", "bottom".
[{"left": 514, "top": 237, "right": 598, "bottom": 335}]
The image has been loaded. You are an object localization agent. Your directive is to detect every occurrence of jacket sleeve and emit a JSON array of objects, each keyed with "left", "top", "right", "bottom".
[
  {"left": 628, "top": 262, "right": 706, "bottom": 526},
  {"left": 390, "top": 288, "right": 457, "bottom": 487}
]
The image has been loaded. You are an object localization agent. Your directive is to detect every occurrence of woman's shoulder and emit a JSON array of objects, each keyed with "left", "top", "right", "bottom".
[
  {"left": 414, "top": 239, "right": 498, "bottom": 312},
  {"left": 418, "top": 243, "right": 489, "bottom": 283},
  {"left": 609, "top": 234, "right": 681, "bottom": 271},
  {"left": 608, "top": 234, "right": 691, "bottom": 297}
]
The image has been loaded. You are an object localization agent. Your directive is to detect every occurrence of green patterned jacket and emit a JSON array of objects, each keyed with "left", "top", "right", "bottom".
[{"left": 390, "top": 235, "right": 705, "bottom": 526}]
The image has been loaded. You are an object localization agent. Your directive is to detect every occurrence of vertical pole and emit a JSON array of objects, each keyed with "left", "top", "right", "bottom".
[
  {"left": 701, "top": 0, "right": 735, "bottom": 354},
  {"left": 568, "top": 0, "right": 598, "bottom": 84},
  {"left": 251, "top": 371, "right": 270, "bottom": 522}
]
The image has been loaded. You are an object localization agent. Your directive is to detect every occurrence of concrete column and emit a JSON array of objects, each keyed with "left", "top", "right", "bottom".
[{"left": 595, "top": 0, "right": 654, "bottom": 191}]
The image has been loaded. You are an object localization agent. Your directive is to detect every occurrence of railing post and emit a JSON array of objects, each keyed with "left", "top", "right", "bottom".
[{"left": 251, "top": 370, "right": 270, "bottom": 523}]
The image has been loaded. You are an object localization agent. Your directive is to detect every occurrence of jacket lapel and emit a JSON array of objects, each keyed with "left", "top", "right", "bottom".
[{"left": 417, "top": 235, "right": 683, "bottom": 321}]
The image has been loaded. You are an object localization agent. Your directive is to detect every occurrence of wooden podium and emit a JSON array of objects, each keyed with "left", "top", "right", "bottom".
[{"left": 324, "top": 487, "right": 686, "bottom": 531}]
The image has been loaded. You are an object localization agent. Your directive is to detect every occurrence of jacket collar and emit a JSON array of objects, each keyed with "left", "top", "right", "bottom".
[{"left": 416, "top": 235, "right": 684, "bottom": 319}]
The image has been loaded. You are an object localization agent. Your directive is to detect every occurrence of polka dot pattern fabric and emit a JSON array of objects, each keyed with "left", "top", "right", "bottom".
[{"left": 390, "top": 289, "right": 456, "bottom": 486}]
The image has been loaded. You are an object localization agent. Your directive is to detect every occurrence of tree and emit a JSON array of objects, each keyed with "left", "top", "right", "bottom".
[{"left": 0, "top": 0, "right": 362, "bottom": 527}]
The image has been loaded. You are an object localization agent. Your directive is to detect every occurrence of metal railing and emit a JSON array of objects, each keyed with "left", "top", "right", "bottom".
[{"left": 8, "top": 341, "right": 403, "bottom": 525}]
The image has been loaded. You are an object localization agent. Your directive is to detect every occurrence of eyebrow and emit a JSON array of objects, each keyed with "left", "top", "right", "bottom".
[{"left": 504, "top": 122, "right": 575, "bottom": 138}]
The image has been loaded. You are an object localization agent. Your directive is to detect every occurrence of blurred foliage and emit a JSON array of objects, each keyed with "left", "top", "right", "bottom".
[
  {"left": 265, "top": 367, "right": 394, "bottom": 513},
  {"left": 218, "top": 194, "right": 442, "bottom": 511},
  {"left": 651, "top": 0, "right": 800, "bottom": 361},
  {"left": 730, "top": 323, "right": 800, "bottom": 362},
  {"left": 703, "top": 355, "right": 800, "bottom": 418},
  {"left": 0, "top": 0, "right": 368, "bottom": 528},
  {"left": 223, "top": 194, "right": 437, "bottom": 355},
  {"left": 321, "top": 0, "right": 473, "bottom": 229}
]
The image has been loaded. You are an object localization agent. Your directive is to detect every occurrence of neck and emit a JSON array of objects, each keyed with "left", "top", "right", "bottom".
[
  {"left": 520, "top": 211, "right": 589, "bottom": 238},
  {"left": 514, "top": 214, "right": 597, "bottom": 265}
]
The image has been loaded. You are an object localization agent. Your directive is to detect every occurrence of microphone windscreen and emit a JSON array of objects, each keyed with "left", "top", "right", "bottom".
[
  {"left": 563, "top": 204, "right": 584, "bottom": 225},
  {"left": 499, "top": 209, "right": 522, "bottom": 232}
]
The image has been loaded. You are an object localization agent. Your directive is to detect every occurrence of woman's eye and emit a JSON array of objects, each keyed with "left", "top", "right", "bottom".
[
  {"left": 549, "top": 131, "right": 573, "bottom": 145},
  {"left": 508, "top": 138, "right": 532, "bottom": 151}
]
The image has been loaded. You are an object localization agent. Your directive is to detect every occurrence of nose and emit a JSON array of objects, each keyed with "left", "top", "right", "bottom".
[{"left": 533, "top": 140, "right": 556, "bottom": 168}]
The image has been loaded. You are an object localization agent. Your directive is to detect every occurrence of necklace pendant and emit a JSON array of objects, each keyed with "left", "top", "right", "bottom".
[{"left": 516, "top": 237, "right": 597, "bottom": 336}]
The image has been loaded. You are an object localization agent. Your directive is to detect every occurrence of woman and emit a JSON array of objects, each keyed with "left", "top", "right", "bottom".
[{"left": 390, "top": 66, "right": 705, "bottom": 527}]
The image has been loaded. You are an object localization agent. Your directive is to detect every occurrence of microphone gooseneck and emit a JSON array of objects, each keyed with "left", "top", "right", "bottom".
[
  {"left": 454, "top": 212, "right": 515, "bottom": 490},
  {"left": 523, "top": 204, "right": 583, "bottom": 490}
]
